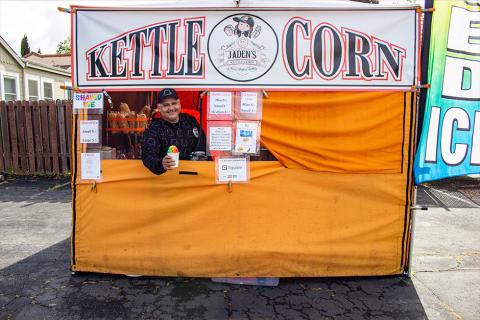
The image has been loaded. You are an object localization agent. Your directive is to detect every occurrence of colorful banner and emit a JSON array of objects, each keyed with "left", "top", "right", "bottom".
[
  {"left": 72, "top": 6, "right": 418, "bottom": 90},
  {"left": 414, "top": 1, "right": 480, "bottom": 184}
]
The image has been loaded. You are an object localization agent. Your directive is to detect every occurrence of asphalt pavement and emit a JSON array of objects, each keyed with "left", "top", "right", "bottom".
[{"left": 0, "top": 176, "right": 479, "bottom": 319}]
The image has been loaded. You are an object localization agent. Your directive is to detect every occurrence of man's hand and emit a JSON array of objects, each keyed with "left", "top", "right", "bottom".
[{"left": 162, "top": 155, "right": 177, "bottom": 170}]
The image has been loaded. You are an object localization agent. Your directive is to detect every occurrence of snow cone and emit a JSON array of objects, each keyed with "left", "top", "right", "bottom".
[{"left": 167, "top": 145, "right": 179, "bottom": 168}]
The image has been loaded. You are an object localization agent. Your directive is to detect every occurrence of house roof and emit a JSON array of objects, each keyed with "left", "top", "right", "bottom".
[
  {"left": 0, "top": 35, "right": 71, "bottom": 77},
  {"left": 23, "top": 59, "right": 71, "bottom": 77},
  {"left": 0, "top": 35, "right": 25, "bottom": 68},
  {"left": 23, "top": 52, "right": 71, "bottom": 71}
]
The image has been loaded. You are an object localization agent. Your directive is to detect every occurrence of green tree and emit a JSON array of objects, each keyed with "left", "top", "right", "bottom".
[
  {"left": 56, "top": 37, "right": 71, "bottom": 54},
  {"left": 20, "top": 34, "right": 31, "bottom": 57}
]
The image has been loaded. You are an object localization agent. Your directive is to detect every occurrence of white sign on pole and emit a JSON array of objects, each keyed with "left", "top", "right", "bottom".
[
  {"left": 81, "top": 153, "right": 101, "bottom": 180},
  {"left": 209, "top": 126, "right": 233, "bottom": 151},
  {"left": 234, "top": 121, "right": 259, "bottom": 155},
  {"left": 209, "top": 92, "right": 233, "bottom": 115},
  {"left": 80, "top": 120, "right": 100, "bottom": 144},
  {"left": 73, "top": 92, "right": 104, "bottom": 110},
  {"left": 216, "top": 157, "right": 249, "bottom": 183},
  {"left": 73, "top": 7, "right": 418, "bottom": 90},
  {"left": 240, "top": 92, "right": 258, "bottom": 114}
]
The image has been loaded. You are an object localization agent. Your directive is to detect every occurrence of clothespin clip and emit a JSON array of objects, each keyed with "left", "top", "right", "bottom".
[
  {"left": 411, "top": 206, "right": 428, "bottom": 211},
  {"left": 228, "top": 181, "right": 233, "bottom": 193},
  {"left": 411, "top": 84, "right": 430, "bottom": 91},
  {"left": 91, "top": 181, "right": 97, "bottom": 193},
  {"left": 102, "top": 89, "right": 114, "bottom": 109},
  {"left": 60, "top": 85, "right": 73, "bottom": 91},
  {"left": 200, "top": 90, "right": 209, "bottom": 99},
  {"left": 419, "top": 8, "right": 435, "bottom": 14},
  {"left": 57, "top": 7, "right": 71, "bottom": 13}
]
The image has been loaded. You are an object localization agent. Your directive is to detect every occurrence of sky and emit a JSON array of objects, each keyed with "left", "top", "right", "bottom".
[
  {"left": 0, "top": 0, "right": 157, "bottom": 55},
  {"left": 0, "top": 0, "right": 422, "bottom": 56}
]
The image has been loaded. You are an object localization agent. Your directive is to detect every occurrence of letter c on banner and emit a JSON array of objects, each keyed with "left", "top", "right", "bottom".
[
  {"left": 283, "top": 18, "right": 312, "bottom": 80},
  {"left": 471, "top": 111, "right": 480, "bottom": 165},
  {"left": 441, "top": 107, "right": 470, "bottom": 166}
]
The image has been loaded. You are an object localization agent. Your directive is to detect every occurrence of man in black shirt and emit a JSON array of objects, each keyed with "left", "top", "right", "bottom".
[{"left": 141, "top": 88, "right": 205, "bottom": 175}]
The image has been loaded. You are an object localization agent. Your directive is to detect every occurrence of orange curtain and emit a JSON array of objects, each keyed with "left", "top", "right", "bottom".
[
  {"left": 261, "top": 92, "right": 406, "bottom": 173},
  {"left": 73, "top": 160, "right": 410, "bottom": 277}
]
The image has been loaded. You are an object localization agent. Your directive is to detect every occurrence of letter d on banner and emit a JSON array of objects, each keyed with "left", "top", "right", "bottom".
[{"left": 414, "top": 1, "right": 480, "bottom": 184}]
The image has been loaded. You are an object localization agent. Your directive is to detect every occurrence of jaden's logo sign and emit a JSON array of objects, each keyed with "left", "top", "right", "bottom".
[{"left": 208, "top": 14, "right": 279, "bottom": 82}]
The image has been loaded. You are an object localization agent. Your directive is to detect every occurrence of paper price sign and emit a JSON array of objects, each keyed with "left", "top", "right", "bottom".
[
  {"left": 80, "top": 120, "right": 99, "bottom": 144},
  {"left": 209, "top": 126, "right": 232, "bottom": 151},
  {"left": 216, "top": 157, "right": 248, "bottom": 183},
  {"left": 81, "top": 153, "right": 101, "bottom": 180},
  {"left": 240, "top": 92, "right": 258, "bottom": 114},
  {"left": 73, "top": 92, "right": 104, "bottom": 110},
  {"left": 234, "top": 121, "right": 259, "bottom": 154},
  {"left": 209, "top": 92, "right": 232, "bottom": 115}
]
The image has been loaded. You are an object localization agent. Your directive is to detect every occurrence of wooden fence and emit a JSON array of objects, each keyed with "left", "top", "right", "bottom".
[{"left": 0, "top": 100, "right": 72, "bottom": 175}]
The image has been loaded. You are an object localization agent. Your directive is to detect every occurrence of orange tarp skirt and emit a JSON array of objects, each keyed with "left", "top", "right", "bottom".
[{"left": 72, "top": 92, "right": 415, "bottom": 277}]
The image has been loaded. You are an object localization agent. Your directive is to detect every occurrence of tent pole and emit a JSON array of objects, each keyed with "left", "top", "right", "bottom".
[
  {"left": 407, "top": 91, "right": 420, "bottom": 278},
  {"left": 408, "top": 88, "right": 429, "bottom": 276},
  {"left": 408, "top": 186, "right": 418, "bottom": 277}
]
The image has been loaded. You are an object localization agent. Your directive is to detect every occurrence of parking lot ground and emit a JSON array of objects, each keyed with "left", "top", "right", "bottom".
[{"left": 1, "top": 176, "right": 479, "bottom": 319}]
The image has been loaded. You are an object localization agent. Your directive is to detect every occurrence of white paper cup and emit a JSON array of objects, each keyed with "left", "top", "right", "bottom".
[{"left": 167, "top": 152, "right": 179, "bottom": 168}]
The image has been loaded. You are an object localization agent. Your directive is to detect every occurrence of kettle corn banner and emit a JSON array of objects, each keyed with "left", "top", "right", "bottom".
[
  {"left": 414, "top": 1, "right": 480, "bottom": 184},
  {"left": 72, "top": 7, "right": 418, "bottom": 90}
]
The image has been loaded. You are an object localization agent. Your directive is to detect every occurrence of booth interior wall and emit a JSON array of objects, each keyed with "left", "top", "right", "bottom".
[{"left": 71, "top": 91, "right": 415, "bottom": 277}]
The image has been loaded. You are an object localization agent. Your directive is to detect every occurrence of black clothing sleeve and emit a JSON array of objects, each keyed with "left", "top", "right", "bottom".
[
  {"left": 141, "top": 122, "right": 167, "bottom": 175},
  {"left": 195, "top": 124, "right": 206, "bottom": 153}
]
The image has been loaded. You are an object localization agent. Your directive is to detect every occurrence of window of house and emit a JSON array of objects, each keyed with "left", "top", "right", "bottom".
[
  {"left": 4, "top": 77, "right": 17, "bottom": 101},
  {"left": 42, "top": 79, "right": 54, "bottom": 100},
  {"left": 28, "top": 79, "right": 40, "bottom": 100},
  {"left": 1, "top": 72, "right": 20, "bottom": 101}
]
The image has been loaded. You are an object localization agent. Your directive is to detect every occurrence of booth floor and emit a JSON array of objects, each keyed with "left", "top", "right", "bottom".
[{"left": 1, "top": 177, "right": 479, "bottom": 320}]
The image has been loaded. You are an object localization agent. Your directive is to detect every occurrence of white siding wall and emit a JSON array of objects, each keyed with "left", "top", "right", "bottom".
[
  {"left": 0, "top": 45, "right": 24, "bottom": 99},
  {"left": 24, "top": 67, "right": 71, "bottom": 100}
]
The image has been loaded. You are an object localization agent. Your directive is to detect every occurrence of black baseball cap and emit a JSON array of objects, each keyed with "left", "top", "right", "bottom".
[
  {"left": 233, "top": 15, "right": 254, "bottom": 28},
  {"left": 157, "top": 88, "right": 178, "bottom": 104}
]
